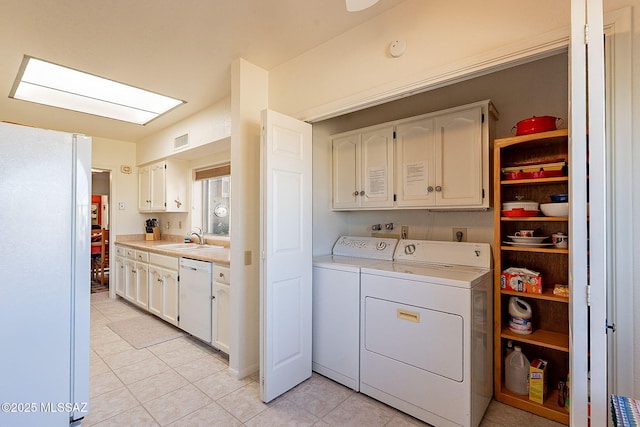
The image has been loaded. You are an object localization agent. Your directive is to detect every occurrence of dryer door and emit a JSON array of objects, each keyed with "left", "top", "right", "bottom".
[{"left": 363, "top": 296, "right": 463, "bottom": 381}]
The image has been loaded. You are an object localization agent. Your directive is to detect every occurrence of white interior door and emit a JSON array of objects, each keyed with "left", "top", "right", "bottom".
[
  {"left": 570, "top": 1, "right": 607, "bottom": 426},
  {"left": 585, "top": 0, "right": 608, "bottom": 425},
  {"left": 260, "top": 109, "right": 313, "bottom": 403}
]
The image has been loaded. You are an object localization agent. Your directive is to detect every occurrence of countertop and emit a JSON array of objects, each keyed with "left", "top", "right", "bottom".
[{"left": 115, "top": 239, "right": 230, "bottom": 265}]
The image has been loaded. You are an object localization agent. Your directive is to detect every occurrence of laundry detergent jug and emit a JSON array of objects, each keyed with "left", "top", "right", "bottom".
[{"left": 508, "top": 297, "right": 532, "bottom": 335}]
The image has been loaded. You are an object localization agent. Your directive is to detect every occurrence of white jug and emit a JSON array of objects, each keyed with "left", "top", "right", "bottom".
[{"left": 505, "top": 345, "right": 530, "bottom": 395}]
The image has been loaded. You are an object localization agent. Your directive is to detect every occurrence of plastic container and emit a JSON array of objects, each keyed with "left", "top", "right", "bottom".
[
  {"left": 509, "top": 297, "right": 533, "bottom": 335},
  {"left": 505, "top": 346, "right": 530, "bottom": 395}
]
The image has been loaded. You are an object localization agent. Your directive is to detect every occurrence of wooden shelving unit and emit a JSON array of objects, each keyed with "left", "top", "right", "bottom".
[{"left": 493, "top": 129, "right": 570, "bottom": 425}]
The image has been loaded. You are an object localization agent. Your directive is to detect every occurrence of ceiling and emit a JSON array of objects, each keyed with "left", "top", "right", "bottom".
[{"left": 0, "top": 0, "right": 406, "bottom": 142}]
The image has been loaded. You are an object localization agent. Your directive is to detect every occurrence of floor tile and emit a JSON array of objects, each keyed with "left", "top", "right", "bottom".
[
  {"left": 112, "top": 355, "right": 171, "bottom": 385},
  {"left": 154, "top": 344, "right": 210, "bottom": 368},
  {"left": 216, "top": 381, "right": 270, "bottom": 422},
  {"left": 91, "top": 336, "right": 134, "bottom": 358},
  {"left": 143, "top": 384, "right": 212, "bottom": 426},
  {"left": 245, "top": 398, "right": 318, "bottom": 426},
  {"left": 194, "top": 369, "right": 251, "bottom": 400},
  {"left": 83, "top": 387, "right": 138, "bottom": 425},
  {"left": 322, "top": 393, "right": 396, "bottom": 426},
  {"left": 102, "top": 347, "right": 155, "bottom": 370},
  {"left": 89, "top": 354, "right": 111, "bottom": 377},
  {"left": 90, "top": 405, "right": 159, "bottom": 427},
  {"left": 284, "top": 374, "right": 353, "bottom": 418},
  {"left": 90, "top": 370, "right": 125, "bottom": 398},
  {"left": 127, "top": 370, "right": 190, "bottom": 403},
  {"left": 167, "top": 401, "right": 242, "bottom": 427},
  {"left": 173, "top": 354, "right": 228, "bottom": 382}
]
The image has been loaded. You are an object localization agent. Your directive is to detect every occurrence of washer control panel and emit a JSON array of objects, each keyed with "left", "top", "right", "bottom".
[{"left": 332, "top": 236, "right": 398, "bottom": 260}]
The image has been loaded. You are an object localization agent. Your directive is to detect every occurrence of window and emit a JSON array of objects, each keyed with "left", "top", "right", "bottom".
[{"left": 196, "top": 165, "right": 230, "bottom": 236}]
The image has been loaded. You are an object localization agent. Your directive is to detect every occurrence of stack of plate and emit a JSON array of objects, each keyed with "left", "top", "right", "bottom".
[{"left": 503, "top": 235, "right": 553, "bottom": 248}]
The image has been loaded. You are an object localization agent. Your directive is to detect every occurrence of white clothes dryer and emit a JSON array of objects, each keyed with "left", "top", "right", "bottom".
[
  {"left": 360, "top": 240, "right": 493, "bottom": 427},
  {"left": 312, "top": 236, "right": 398, "bottom": 390}
]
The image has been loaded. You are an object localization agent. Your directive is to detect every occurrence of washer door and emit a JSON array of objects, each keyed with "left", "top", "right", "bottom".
[{"left": 363, "top": 296, "right": 463, "bottom": 381}]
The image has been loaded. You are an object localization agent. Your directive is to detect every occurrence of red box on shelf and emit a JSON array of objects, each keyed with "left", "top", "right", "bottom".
[{"left": 501, "top": 268, "right": 543, "bottom": 294}]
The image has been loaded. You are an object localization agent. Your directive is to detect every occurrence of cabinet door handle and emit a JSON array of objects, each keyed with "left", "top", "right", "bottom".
[
  {"left": 435, "top": 186, "right": 442, "bottom": 192},
  {"left": 353, "top": 190, "right": 359, "bottom": 196},
  {"left": 211, "top": 295, "right": 216, "bottom": 300},
  {"left": 427, "top": 186, "right": 434, "bottom": 193},
  {"left": 359, "top": 190, "right": 365, "bottom": 196}
]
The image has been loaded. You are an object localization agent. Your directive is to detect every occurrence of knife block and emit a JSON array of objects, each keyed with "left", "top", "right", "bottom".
[{"left": 145, "top": 226, "right": 160, "bottom": 241}]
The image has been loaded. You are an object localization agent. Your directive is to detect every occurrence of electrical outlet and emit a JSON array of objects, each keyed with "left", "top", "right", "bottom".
[
  {"left": 453, "top": 227, "right": 467, "bottom": 242},
  {"left": 401, "top": 225, "right": 409, "bottom": 239}
]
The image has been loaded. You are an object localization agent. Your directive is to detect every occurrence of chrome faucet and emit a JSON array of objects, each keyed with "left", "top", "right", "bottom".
[{"left": 190, "top": 227, "right": 205, "bottom": 245}]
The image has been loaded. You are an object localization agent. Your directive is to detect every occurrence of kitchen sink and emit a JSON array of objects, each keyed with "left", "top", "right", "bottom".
[{"left": 156, "top": 243, "right": 224, "bottom": 251}]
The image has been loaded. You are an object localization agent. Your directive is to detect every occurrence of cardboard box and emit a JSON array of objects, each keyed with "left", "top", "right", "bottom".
[
  {"left": 529, "top": 359, "right": 548, "bottom": 404},
  {"left": 501, "top": 268, "right": 543, "bottom": 294}
]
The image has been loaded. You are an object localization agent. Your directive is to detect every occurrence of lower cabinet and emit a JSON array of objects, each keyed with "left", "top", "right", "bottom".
[
  {"left": 211, "top": 264, "right": 230, "bottom": 353},
  {"left": 148, "top": 253, "right": 179, "bottom": 326},
  {"left": 113, "top": 245, "right": 229, "bottom": 354},
  {"left": 123, "top": 248, "right": 149, "bottom": 309}
]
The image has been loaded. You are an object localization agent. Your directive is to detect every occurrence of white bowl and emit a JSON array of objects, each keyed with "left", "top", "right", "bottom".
[
  {"left": 540, "top": 202, "right": 569, "bottom": 217},
  {"left": 502, "top": 200, "right": 539, "bottom": 211}
]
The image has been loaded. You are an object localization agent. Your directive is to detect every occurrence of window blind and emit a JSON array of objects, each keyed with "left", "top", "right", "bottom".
[{"left": 195, "top": 164, "right": 230, "bottom": 181}]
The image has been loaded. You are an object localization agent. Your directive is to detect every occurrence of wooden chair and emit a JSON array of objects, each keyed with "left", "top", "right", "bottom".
[{"left": 91, "top": 229, "right": 109, "bottom": 285}]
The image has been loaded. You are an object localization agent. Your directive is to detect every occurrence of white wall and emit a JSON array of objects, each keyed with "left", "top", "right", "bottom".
[
  {"left": 229, "top": 58, "right": 268, "bottom": 378},
  {"left": 91, "top": 136, "right": 143, "bottom": 235},
  {"left": 136, "top": 97, "right": 231, "bottom": 165},
  {"left": 269, "top": 0, "right": 573, "bottom": 120}
]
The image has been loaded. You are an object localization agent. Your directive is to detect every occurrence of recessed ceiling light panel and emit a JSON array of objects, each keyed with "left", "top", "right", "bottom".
[{"left": 10, "top": 56, "right": 185, "bottom": 125}]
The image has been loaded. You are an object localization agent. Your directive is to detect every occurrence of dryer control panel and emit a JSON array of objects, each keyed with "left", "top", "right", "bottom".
[{"left": 394, "top": 240, "right": 492, "bottom": 269}]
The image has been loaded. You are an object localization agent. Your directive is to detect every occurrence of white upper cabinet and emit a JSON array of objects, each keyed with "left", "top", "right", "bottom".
[
  {"left": 138, "top": 159, "right": 189, "bottom": 212},
  {"left": 331, "top": 125, "right": 394, "bottom": 209},
  {"left": 434, "top": 107, "right": 485, "bottom": 208},
  {"left": 395, "top": 117, "right": 436, "bottom": 207},
  {"left": 333, "top": 100, "right": 496, "bottom": 210}
]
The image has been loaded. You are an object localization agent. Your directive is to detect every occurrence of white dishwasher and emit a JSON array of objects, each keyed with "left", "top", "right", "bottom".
[{"left": 179, "top": 258, "right": 212, "bottom": 343}]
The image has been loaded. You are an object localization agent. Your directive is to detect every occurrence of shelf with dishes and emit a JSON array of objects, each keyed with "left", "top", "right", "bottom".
[{"left": 493, "top": 128, "right": 570, "bottom": 424}]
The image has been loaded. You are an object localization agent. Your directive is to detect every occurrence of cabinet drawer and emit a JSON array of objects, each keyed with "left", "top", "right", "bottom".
[
  {"left": 115, "top": 245, "right": 126, "bottom": 257},
  {"left": 125, "top": 248, "right": 136, "bottom": 259},
  {"left": 149, "top": 253, "right": 179, "bottom": 270},
  {"left": 136, "top": 251, "right": 149, "bottom": 263},
  {"left": 214, "top": 265, "right": 230, "bottom": 285}
]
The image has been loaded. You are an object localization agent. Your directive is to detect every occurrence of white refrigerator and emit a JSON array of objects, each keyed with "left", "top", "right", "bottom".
[{"left": 0, "top": 122, "right": 91, "bottom": 426}]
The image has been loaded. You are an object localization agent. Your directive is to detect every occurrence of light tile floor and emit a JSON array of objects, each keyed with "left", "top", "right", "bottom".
[{"left": 87, "top": 292, "right": 565, "bottom": 426}]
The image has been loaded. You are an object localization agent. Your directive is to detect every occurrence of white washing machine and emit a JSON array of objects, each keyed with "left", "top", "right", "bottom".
[
  {"left": 360, "top": 240, "right": 493, "bottom": 427},
  {"left": 312, "top": 236, "right": 398, "bottom": 390}
]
